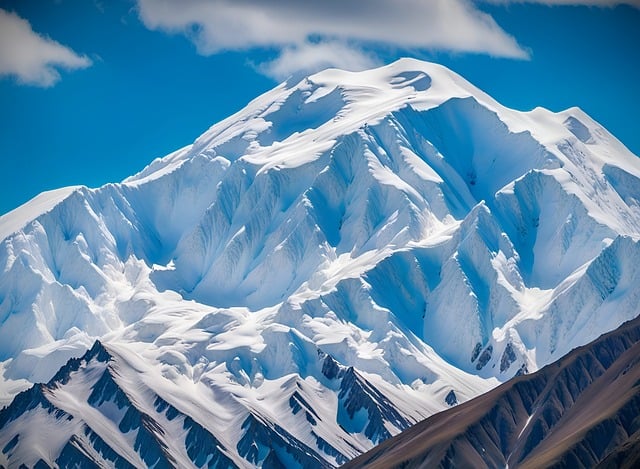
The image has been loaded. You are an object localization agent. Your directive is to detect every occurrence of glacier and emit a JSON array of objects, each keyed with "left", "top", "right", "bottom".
[{"left": 1, "top": 58, "right": 639, "bottom": 467}]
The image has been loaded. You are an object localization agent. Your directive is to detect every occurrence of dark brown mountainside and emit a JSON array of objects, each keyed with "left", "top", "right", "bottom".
[{"left": 343, "top": 314, "right": 640, "bottom": 469}]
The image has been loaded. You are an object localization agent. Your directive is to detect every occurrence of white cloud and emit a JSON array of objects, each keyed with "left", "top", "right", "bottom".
[
  {"left": 0, "top": 9, "right": 91, "bottom": 87},
  {"left": 136, "top": 0, "right": 529, "bottom": 79},
  {"left": 259, "top": 41, "right": 381, "bottom": 81}
]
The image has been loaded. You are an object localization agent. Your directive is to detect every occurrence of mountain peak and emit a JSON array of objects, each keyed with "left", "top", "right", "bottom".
[
  {"left": 1, "top": 59, "right": 640, "bottom": 467},
  {"left": 126, "top": 59, "right": 492, "bottom": 184}
]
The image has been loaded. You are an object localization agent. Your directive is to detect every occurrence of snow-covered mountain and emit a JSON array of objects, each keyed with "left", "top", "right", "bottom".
[{"left": 1, "top": 58, "right": 639, "bottom": 467}]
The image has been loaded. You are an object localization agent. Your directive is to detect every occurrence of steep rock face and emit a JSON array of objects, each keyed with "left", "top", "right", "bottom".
[
  {"left": 343, "top": 314, "right": 640, "bottom": 469},
  {"left": 1, "top": 58, "right": 640, "bottom": 467}
]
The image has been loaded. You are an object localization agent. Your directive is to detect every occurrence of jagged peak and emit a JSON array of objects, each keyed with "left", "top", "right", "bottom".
[
  {"left": 0, "top": 384, "right": 50, "bottom": 427},
  {"left": 47, "top": 340, "right": 112, "bottom": 387}
]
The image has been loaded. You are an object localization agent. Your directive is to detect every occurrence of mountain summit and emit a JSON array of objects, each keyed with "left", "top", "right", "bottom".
[{"left": 1, "top": 58, "right": 639, "bottom": 467}]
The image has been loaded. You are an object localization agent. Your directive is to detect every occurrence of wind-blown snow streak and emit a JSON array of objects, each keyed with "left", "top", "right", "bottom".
[{"left": 1, "top": 58, "right": 639, "bottom": 467}]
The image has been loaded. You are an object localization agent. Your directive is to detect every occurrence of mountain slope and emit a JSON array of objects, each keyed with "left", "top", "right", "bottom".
[
  {"left": 343, "top": 313, "right": 640, "bottom": 469},
  {"left": 1, "top": 58, "right": 639, "bottom": 467},
  {"left": 0, "top": 341, "right": 239, "bottom": 468}
]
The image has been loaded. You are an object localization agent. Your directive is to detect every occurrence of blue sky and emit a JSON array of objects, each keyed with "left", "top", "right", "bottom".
[{"left": 1, "top": 0, "right": 639, "bottom": 216}]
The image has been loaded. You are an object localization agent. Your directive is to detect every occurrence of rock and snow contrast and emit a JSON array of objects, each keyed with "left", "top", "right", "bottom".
[
  {"left": 1, "top": 58, "right": 639, "bottom": 467},
  {"left": 345, "top": 314, "right": 640, "bottom": 468}
]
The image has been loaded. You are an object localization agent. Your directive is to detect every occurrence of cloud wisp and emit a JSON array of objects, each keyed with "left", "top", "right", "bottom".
[
  {"left": 136, "top": 0, "right": 529, "bottom": 80},
  {"left": 0, "top": 9, "right": 91, "bottom": 87},
  {"left": 258, "top": 41, "right": 381, "bottom": 81}
]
